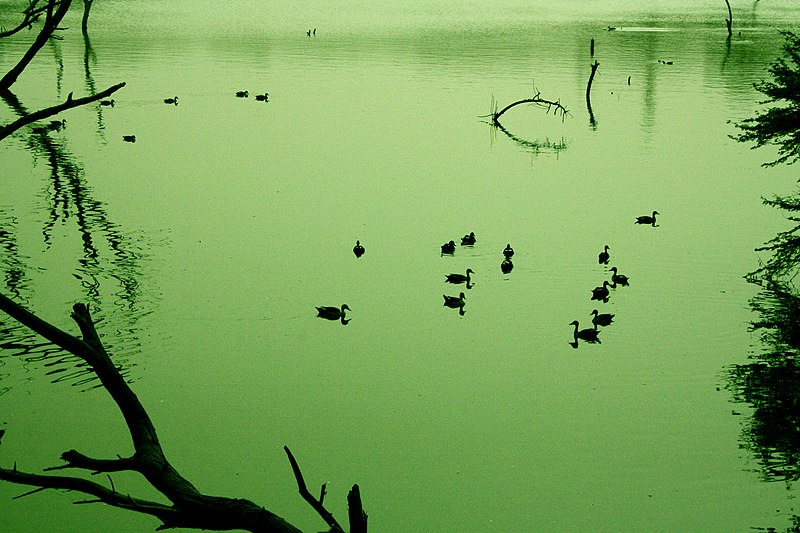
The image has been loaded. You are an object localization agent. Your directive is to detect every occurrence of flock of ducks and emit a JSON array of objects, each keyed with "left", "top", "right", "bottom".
[
  {"left": 317, "top": 233, "right": 516, "bottom": 322},
  {"left": 569, "top": 210, "right": 659, "bottom": 347}
]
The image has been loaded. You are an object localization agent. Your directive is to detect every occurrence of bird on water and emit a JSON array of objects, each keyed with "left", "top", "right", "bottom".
[
  {"left": 591, "top": 280, "right": 612, "bottom": 302},
  {"left": 316, "top": 304, "right": 350, "bottom": 320},
  {"left": 503, "top": 244, "right": 514, "bottom": 258},
  {"left": 570, "top": 320, "right": 601, "bottom": 343},
  {"left": 609, "top": 266, "right": 629, "bottom": 287},
  {"left": 591, "top": 309, "right": 614, "bottom": 328},
  {"left": 443, "top": 292, "right": 466, "bottom": 308},
  {"left": 445, "top": 268, "right": 474, "bottom": 285},
  {"left": 353, "top": 240, "right": 365, "bottom": 258},
  {"left": 441, "top": 240, "right": 456, "bottom": 255},
  {"left": 598, "top": 245, "right": 610, "bottom": 265},
  {"left": 461, "top": 232, "right": 476, "bottom": 245},
  {"left": 635, "top": 210, "right": 659, "bottom": 226}
]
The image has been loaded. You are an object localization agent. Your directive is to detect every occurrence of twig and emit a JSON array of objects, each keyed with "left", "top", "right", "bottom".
[{"left": 284, "top": 446, "right": 345, "bottom": 533}]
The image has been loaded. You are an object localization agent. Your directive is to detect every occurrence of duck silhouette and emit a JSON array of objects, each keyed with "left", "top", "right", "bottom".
[
  {"left": 570, "top": 320, "right": 601, "bottom": 343},
  {"left": 122, "top": 135, "right": 136, "bottom": 143},
  {"left": 99, "top": 99, "right": 115, "bottom": 107},
  {"left": 591, "top": 309, "right": 614, "bottom": 328},
  {"left": 255, "top": 93, "right": 270, "bottom": 101},
  {"left": 635, "top": 210, "right": 659, "bottom": 226},
  {"left": 443, "top": 292, "right": 466, "bottom": 308},
  {"left": 163, "top": 96, "right": 178, "bottom": 105},
  {"left": 353, "top": 240, "right": 365, "bottom": 258},
  {"left": 461, "top": 232, "right": 476, "bottom": 245},
  {"left": 598, "top": 245, "right": 610, "bottom": 265},
  {"left": 441, "top": 240, "right": 456, "bottom": 255},
  {"left": 235, "top": 90, "right": 249, "bottom": 98},
  {"left": 316, "top": 304, "right": 350, "bottom": 320},
  {"left": 501, "top": 258, "right": 513, "bottom": 274},
  {"left": 609, "top": 266, "right": 629, "bottom": 287},
  {"left": 445, "top": 268, "right": 474, "bottom": 285},
  {"left": 591, "top": 280, "right": 612, "bottom": 302},
  {"left": 503, "top": 244, "right": 514, "bottom": 258}
]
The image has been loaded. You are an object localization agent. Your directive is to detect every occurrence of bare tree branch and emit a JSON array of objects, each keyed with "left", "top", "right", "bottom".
[
  {"left": 0, "top": 82, "right": 126, "bottom": 141},
  {"left": 284, "top": 446, "right": 346, "bottom": 533}
]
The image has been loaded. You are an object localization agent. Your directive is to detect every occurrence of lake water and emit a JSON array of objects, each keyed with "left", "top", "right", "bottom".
[{"left": 2, "top": 1, "right": 800, "bottom": 531}]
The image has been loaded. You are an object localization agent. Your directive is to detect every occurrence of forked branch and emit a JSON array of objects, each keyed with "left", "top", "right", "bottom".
[{"left": 489, "top": 88, "right": 570, "bottom": 125}]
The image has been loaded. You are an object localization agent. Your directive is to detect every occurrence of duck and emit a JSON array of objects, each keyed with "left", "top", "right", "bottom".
[
  {"left": 503, "top": 244, "right": 514, "bottom": 258},
  {"left": 316, "top": 304, "right": 350, "bottom": 320},
  {"left": 48, "top": 119, "right": 66, "bottom": 131},
  {"left": 99, "top": 99, "right": 115, "bottom": 107},
  {"left": 443, "top": 292, "right": 466, "bottom": 308},
  {"left": 635, "top": 210, "right": 659, "bottom": 226},
  {"left": 163, "top": 96, "right": 178, "bottom": 105},
  {"left": 353, "top": 240, "right": 365, "bottom": 258},
  {"left": 609, "top": 266, "right": 629, "bottom": 287},
  {"left": 570, "top": 320, "right": 601, "bottom": 343},
  {"left": 255, "top": 93, "right": 269, "bottom": 101},
  {"left": 591, "top": 309, "right": 615, "bottom": 328},
  {"left": 445, "top": 268, "right": 474, "bottom": 284},
  {"left": 501, "top": 258, "right": 513, "bottom": 274},
  {"left": 591, "top": 280, "right": 612, "bottom": 302},
  {"left": 441, "top": 240, "right": 456, "bottom": 255},
  {"left": 598, "top": 245, "right": 610, "bottom": 265},
  {"left": 122, "top": 135, "right": 136, "bottom": 143},
  {"left": 235, "top": 90, "right": 249, "bottom": 98},
  {"left": 461, "top": 232, "right": 476, "bottom": 245}
]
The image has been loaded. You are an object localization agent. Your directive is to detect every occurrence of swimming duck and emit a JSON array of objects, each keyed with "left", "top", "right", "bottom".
[
  {"left": 570, "top": 320, "right": 601, "bottom": 343},
  {"left": 164, "top": 96, "right": 178, "bottom": 105},
  {"left": 591, "top": 309, "right": 615, "bottom": 328},
  {"left": 99, "top": 99, "right": 115, "bottom": 107},
  {"left": 255, "top": 93, "right": 269, "bottom": 101},
  {"left": 635, "top": 210, "right": 659, "bottom": 226},
  {"left": 591, "top": 280, "right": 612, "bottom": 302},
  {"left": 443, "top": 292, "right": 466, "bottom": 308},
  {"left": 122, "top": 135, "right": 136, "bottom": 143},
  {"left": 353, "top": 240, "right": 365, "bottom": 258},
  {"left": 501, "top": 258, "right": 513, "bottom": 274},
  {"left": 461, "top": 232, "right": 476, "bottom": 245},
  {"left": 598, "top": 245, "right": 610, "bottom": 265},
  {"left": 609, "top": 266, "right": 629, "bottom": 287},
  {"left": 441, "top": 240, "right": 456, "bottom": 255},
  {"left": 48, "top": 119, "right": 66, "bottom": 131},
  {"left": 445, "top": 268, "right": 474, "bottom": 284},
  {"left": 316, "top": 304, "right": 350, "bottom": 320},
  {"left": 503, "top": 244, "right": 514, "bottom": 258},
  {"left": 235, "top": 90, "right": 249, "bottom": 98}
]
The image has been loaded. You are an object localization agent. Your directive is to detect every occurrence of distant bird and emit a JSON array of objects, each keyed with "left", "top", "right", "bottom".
[
  {"left": 591, "top": 280, "right": 612, "bottom": 302},
  {"left": 306, "top": 29, "right": 311, "bottom": 36},
  {"left": 48, "top": 119, "right": 66, "bottom": 131},
  {"left": 570, "top": 320, "right": 601, "bottom": 343},
  {"left": 445, "top": 268, "right": 474, "bottom": 285},
  {"left": 503, "top": 244, "right": 514, "bottom": 258},
  {"left": 591, "top": 309, "right": 614, "bottom": 328},
  {"left": 99, "top": 99, "right": 115, "bottom": 107},
  {"left": 353, "top": 240, "right": 365, "bottom": 258},
  {"left": 441, "top": 240, "right": 456, "bottom": 255},
  {"left": 501, "top": 258, "right": 513, "bottom": 274},
  {"left": 163, "top": 96, "right": 178, "bottom": 105},
  {"left": 635, "top": 210, "right": 659, "bottom": 226},
  {"left": 255, "top": 93, "right": 269, "bottom": 101},
  {"left": 443, "top": 292, "right": 466, "bottom": 308},
  {"left": 122, "top": 135, "right": 136, "bottom": 143},
  {"left": 316, "top": 304, "right": 350, "bottom": 320},
  {"left": 461, "top": 232, "right": 476, "bottom": 245},
  {"left": 598, "top": 245, "right": 610, "bottom": 265},
  {"left": 609, "top": 266, "right": 629, "bottom": 287},
  {"left": 235, "top": 90, "right": 249, "bottom": 98}
]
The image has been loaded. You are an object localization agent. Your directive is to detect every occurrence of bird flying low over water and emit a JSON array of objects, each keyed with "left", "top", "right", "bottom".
[
  {"left": 353, "top": 240, "right": 365, "bottom": 258},
  {"left": 570, "top": 320, "right": 601, "bottom": 343},
  {"left": 441, "top": 240, "right": 456, "bottom": 255},
  {"left": 609, "top": 266, "right": 629, "bottom": 287},
  {"left": 461, "top": 232, "right": 476, "bottom": 245},
  {"left": 591, "top": 309, "right": 614, "bottom": 328},
  {"left": 598, "top": 245, "right": 610, "bottom": 265},
  {"left": 445, "top": 268, "right": 474, "bottom": 285},
  {"left": 316, "top": 304, "right": 350, "bottom": 320},
  {"left": 635, "top": 210, "right": 659, "bottom": 226},
  {"left": 503, "top": 244, "right": 514, "bottom": 258}
]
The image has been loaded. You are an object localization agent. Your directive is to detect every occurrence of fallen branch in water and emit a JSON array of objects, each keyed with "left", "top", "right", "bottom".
[
  {"left": 0, "top": 82, "right": 126, "bottom": 141},
  {"left": 487, "top": 88, "right": 570, "bottom": 126}
]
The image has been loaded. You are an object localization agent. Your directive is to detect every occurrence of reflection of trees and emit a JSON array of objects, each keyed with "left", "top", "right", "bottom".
[{"left": 727, "top": 281, "right": 800, "bottom": 482}]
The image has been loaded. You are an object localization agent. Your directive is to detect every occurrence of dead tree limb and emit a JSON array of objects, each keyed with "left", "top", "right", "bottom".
[
  {"left": 0, "top": 0, "right": 49, "bottom": 38},
  {"left": 489, "top": 89, "right": 569, "bottom": 126},
  {"left": 0, "top": 292, "right": 348, "bottom": 532},
  {"left": 724, "top": 0, "right": 733, "bottom": 38},
  {"left": 586, "top": 60, "right": 599, "bottom": 125},
  {"left": 0, "top": 82, "right": 126, "bottom": 141},
  {"left": 0, "top": 0, "right": 72, "bottom": 92},
  {"left": 81, "top": 0, "right": 93, "bottom": 35}
]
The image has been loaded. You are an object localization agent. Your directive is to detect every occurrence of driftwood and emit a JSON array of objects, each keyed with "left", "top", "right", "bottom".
[
  {"left": 489, "top": 88, "right": 569, "bottom": 126},
  {"left": 0, "top": 292, "right": 367, "bottom": 532},
  {"left": 0, "top": 0, "right": 72, "bottom": 92},
  {"left": 0, "top": 82, "right": 126, "bottom": 141}
]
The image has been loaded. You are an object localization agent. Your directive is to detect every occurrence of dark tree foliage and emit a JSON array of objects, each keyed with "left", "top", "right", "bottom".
[{"left": 733, "top": 31, "right": 800, "bottom": 168}]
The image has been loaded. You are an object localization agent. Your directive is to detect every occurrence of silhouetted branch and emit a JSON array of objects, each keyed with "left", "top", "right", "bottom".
[
  {"left": 348, "top": 484, "right": 368, "bottom": 533},
  {"left": 0, "top": 0, "right": 49, "bottom": 38},
  {"left": 489, "top": 89, "right": 569, "bottom": 125},
  {"left": 284, "top": 446, "right": 346, "bottom": 533},
  {"left": 81, "top": 0, "right": 93, "bottom": 35},
  {"left": 0, "top": 82, "right": 126, "bottom": 141},
  {"left": 586, "top": 60, "right": 599, "bottom": 126},
  {"left": 725, "top": 0, "right": 733, "bottom": 38},
  {"left": 0, "top": 0, "right": 73, "bottom": 91}
]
